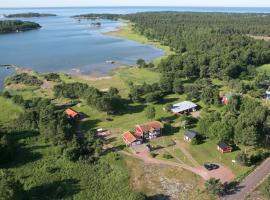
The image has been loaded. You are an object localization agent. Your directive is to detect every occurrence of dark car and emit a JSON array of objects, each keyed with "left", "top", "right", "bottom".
[{"left": 204, "top": 163, "right": 219, "bottom": 171}]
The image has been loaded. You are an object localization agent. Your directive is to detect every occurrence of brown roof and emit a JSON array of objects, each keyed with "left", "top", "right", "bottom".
[
  {"left": 122, "top": 131, "right": 137, "bottom": 145},
  {"left": 65, "top": 108, "right": 79, "bottom": 118},
  {"left": 136, "top": 121, "right": 164, "bottom": 133}
]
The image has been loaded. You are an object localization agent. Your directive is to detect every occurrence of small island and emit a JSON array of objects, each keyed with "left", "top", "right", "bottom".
[
  {"left": 91, "top": 22, "right": 101, "bottom": 27},
  {"left": 5, "top": 12, "right": 57, "bottom": 18},
  {"left": 72, "top": 13, "right": 121, "bottom": 20},
  {"left": 0, "top": 20, "right": 41, "bottom": 34}
]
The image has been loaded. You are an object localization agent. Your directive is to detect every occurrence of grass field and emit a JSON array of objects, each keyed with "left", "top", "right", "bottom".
[
  {"left": 176, "top": 132, "right": 253, "bottom": 179},
  {"left": 105, "top": 23, "right": 174, "bottom": 65},
  {"left": 257, "top": 64, "right": 270, "bottom": 75},
  {"left": 0, "top": 96, "right": 23, "bottom": 124}
]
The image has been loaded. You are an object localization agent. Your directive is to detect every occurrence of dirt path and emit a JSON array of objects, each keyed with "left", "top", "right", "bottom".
[
  {"left": 121, "top": 151, "right": 209, "bottom": 180},
  {"left": 121, "top": 149, "right": 234, "bottom": 183},
  {"left": 173, "top": 139, "right": 201, "bottom": 167}
]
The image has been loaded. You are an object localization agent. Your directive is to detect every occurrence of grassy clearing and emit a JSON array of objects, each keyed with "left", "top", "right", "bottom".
[
  {"left": 0, "top": 96, "right": 23, "bottom": 124},
  {"left": 105, "top": 23, "right": 174, "bottom": 65},
  {"left": 176, "top": 132, "right": 253, "bottom": 178},
  {"left": 113, "top": 67, "right": 160, "bottom": 85},
  {"left": 257, "top": 64, "right": 270, "bottom": 75}
]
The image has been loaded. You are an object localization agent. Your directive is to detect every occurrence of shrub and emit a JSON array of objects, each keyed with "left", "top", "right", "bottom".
[
  {"left": 205, "top": 178, "right": 224, "bottom": 195},
  {"left": 235, "top": 152, "right": 250, "bottom": 166},
  {"left": 162, "top": 154, "right": 173, "bottom": 159}
]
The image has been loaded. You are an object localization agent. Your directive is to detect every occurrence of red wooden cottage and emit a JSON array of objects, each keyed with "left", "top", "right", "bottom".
[
  {"left": 122, "top": 131, "right": 142, "bottom": 146},
  {"left": 217, "top": 142, "right": 232, "bottom": 153},
  {"left": 64, "top": 108, "right": 80, "bottom": 119},
  {"left": 135, "top": 121, "right": 164, "bottom": 140}
]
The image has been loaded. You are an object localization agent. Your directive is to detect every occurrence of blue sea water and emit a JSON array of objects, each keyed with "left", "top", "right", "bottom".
[{"left": 0, "top": 6, "right": 270, "bottom": 89}]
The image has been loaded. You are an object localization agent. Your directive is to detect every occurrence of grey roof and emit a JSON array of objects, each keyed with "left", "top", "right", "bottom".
[
  {"left": 217, "top": 142, "right": 230, "bottom": 149},
  {"left": 171, "top": 101, "right": 197, "bottom": 113},
  {"left": 184, "top": 131, "right": 198, "bottom": 139}
]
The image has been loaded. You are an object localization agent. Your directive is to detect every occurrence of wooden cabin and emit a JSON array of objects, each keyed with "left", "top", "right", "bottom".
[
  {"left": 122, "top": 131, "right": 142, "bottom": 146},
  {"left": 184, "top": 131, "right": 198, "bottom": 142},
  {"left": 217, "top": 142, "right": 232, "bottom": 153},
  {"left": 135, "top": 121, "right": 164, "bottom": 140},
  {"left": 64, "top": 108, "right": 81, "bottom": 119}
]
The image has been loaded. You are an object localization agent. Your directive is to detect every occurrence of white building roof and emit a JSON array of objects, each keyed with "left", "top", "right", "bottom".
[
  {"left": 266, "top": 91, "right": 270, "bottom": 94},
  {"left": 171, "top": 101, "right": 197, "bottom": 113}
]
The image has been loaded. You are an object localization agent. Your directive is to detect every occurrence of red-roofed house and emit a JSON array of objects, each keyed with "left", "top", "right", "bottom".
[
  {"left": 122, "top": 131, "right": 142, "bottom": 146},
  {"left": 135, "top": 121, "right": 164, "bottom": 140},
  {"left": 65, "top": 108, "right": 80, "bottom": 119}
]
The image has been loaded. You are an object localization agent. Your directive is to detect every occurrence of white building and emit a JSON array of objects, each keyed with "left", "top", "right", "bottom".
[{"left": 171, "top": 101, "right": 197, "bottom": 114}]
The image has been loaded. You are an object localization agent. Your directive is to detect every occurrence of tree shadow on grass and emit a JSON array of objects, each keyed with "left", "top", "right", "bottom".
[
  {"left": 157, "top": 97, "right": 179, "bottom": 105},
  {"left": 4, "top": 143, "right": 42, "bottom": 168},
  {"left": 147, "top": 194, "right": 171, "bottom": 200},
  {"left": 25, "top": 179, "right": 80, "bottom": 200},
  {"left": 1, "top": 130, "right": 42, "bottom": 168},
  {"left": 81, "top": 119, "right": 102, "bottom": 131},
  {"left": 121, "top": 104, "right": 147, "bottom": 115}
]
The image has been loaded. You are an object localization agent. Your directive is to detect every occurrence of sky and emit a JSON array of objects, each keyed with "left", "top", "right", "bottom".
[{"left": 0, "top": 0, "right": 270, "bottom": 8}]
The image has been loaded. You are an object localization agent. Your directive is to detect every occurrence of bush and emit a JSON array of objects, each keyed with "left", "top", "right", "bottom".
[
  {"left": 145, "top": 106, "right": 156, "bottom": 120},
  {"left": 235, "top": 152, "right": 250, "bottom": 166},
  {"left": 162, "top": 154, "right": 173, "bottom": 159},
  {"left": 205, "top": 178, "right": 224, "bottom": 195},
  {"left": 2, "top": 91, "right": 11, "bottom": 98}
]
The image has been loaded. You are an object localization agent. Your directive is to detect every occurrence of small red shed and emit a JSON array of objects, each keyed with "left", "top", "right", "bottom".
[
  {"left": 217, "top": 142, "right": 232, "bottom": 153},
  {"left": 64, "top": 108, "right": 80, "bottom": 119}
]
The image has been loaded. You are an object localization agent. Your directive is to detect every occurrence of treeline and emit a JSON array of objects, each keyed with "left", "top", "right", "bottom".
[
  {"left": 5, "top": 73, "right": 43, "bottom": 86},
  {"left": 72, "top": 13, "right": 121, "bottom": 20},
  {"left": 198, "top": 96, "right": 269, "bottom": 147},
  {"left": 0, "top": 20, "right": 41, "bottom": 33},
  {"left": 5, "top": 12, "right": 56, "bottom": 18},
  {"left": 124, "top": 12, "right": 270, "bottom": 82},
  {"left": 54, "top": 82, "right": 125, "bottom": 114}
]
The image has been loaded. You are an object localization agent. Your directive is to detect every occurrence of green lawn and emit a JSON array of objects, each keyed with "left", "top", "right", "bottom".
[
  {"left": 0, "top": 96, "right": 23, "bottom": 124},
  {"left": 257, "top": 64, "right": 270, "bottom": 75},
  {"left": 177, "top": 132, "right": 253, "bottom": 178},
  {"left": 113, "top": 67, "right": 160, "bottom": 86},
  {"left": 73, "top": 94, "right": 183, "bottom": 147}
]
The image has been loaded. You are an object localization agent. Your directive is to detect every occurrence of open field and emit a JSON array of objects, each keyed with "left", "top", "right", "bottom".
[
  {"left": 0, "top": 96, "right": 23, "bottom": 124},
  {"left": 125, "top": 156, "right": 215, "bottom": 200}
]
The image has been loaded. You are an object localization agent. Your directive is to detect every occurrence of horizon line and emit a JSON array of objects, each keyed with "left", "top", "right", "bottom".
[{"left": 1, "top": 6, "right": 270, "bottom": 9}]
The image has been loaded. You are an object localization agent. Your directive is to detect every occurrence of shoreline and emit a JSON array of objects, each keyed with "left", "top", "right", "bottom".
[
  {"left": 0, "top": 21, "right": 170, "bottom": 87},
  {"left": 103, "top": 21, "right": 174, "bottom": 65}
]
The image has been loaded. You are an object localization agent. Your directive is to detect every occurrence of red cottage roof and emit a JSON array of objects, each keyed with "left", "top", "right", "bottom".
[
  {"left": 65, "top": 108, "right": 79, "bottom": 118},
  {"left": 136, "top": 121, "right": 164, "bottom": 133},
  {"left": 122, "top": 131, "right": 137, "bottom": 145}
]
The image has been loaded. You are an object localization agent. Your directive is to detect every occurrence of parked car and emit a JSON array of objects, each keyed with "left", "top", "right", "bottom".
[{"left": 204, "top": 163, "right": 219, "bottom": 171}]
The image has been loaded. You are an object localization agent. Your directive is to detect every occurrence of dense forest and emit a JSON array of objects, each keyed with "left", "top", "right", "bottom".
[
  {"left": 5, "top": 13, "right": 56, "bottom": 18},
  {"left": 123, "top": 12, "right": 270, "bottom": 82},
  {"left": 0, "top": 20, "right": 41, "bottom": 33},
  {"left": 72, "top": 13, "right": 121, "bottom": 20}
]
